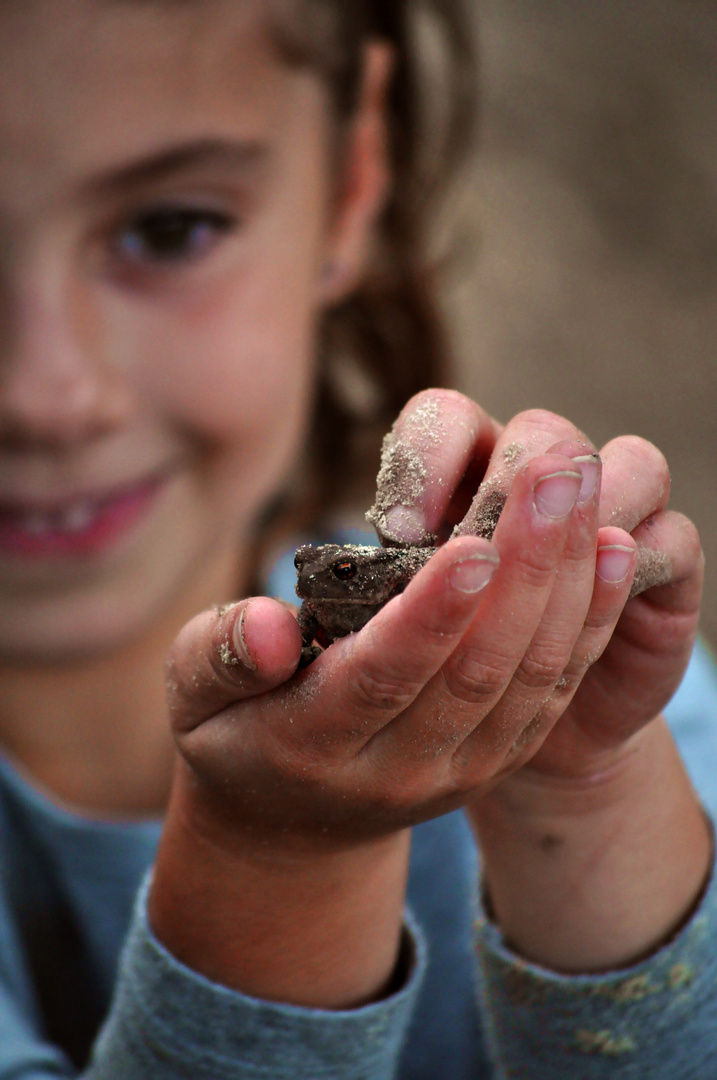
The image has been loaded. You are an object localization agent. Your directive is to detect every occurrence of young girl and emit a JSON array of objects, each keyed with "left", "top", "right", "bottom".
[{"left": 1, "top": 2, "right": 715, "bottom": 1078}]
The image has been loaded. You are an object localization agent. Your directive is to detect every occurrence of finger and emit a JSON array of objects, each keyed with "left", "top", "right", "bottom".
[
  {"left": 449, "top": 447, "right": 601, "bottom": 771},
  {"left": 548, "top": 511, "right": 702, "bottom": 757},
  {"left": 454, "top": 410, "right": 593, "bottom": 539},
  {"left": 601, "top": 509, "right": 704, "bottom": 731},
  {"left": 167, "top": 599, "right": 303, "bottom": 733},
  {"left": 367, "top": 388, "right": 502, "bottom": 546},
  {"left": 511, "top": 527, "right": 639, "bottom": 772},
  {"left": 622, "top": 509, "right": 704, "bottom": 626},
  {"left": 367, "top": 453, "right": 583, "bottom": 765},
  {"left": 565, "top": 525, "right": 640, "bottom": 680},
  {"left": 598, "top": 435, "right": 671, "bottom": 533}
]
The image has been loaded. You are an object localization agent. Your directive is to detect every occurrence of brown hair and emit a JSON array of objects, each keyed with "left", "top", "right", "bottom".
[{"left": 266, "top": 0, "right": 480, "bottom": 533}]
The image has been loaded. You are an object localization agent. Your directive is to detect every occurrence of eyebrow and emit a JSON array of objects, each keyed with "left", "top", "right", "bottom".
[{"left": 83, "top": 137, "right": 269, "bottom": 197}]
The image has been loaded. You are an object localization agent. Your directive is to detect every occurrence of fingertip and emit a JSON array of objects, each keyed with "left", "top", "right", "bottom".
[
  {"left": 440, "top": 535, "right": 501, "bottom": 594},
  {"left": 515, "top": 453, "right": 583, "bottom": 521},
  {"left": 545, "top": 441, "right": 601, "bottom": 504},
  {"left": 448, "top": 552, "right": 500, "bottom": 594},
  {"left": 593, "top": 527, "right": 636, "bottom": 587},
  {"left": 597, "top": 526, "right": 637, "bottom": 549},
  {"left": 369, "top": 390, "right": 499, "bottom": 546},
  {"left": 228, "top": 597, "right": 302, "bottom": 681},
  {"left": 400, "top": 535, "right": 499, "bottom": 611},
  {"left": 380, "top": 505, "right": 431, "bottom": 546},
  {"left": 596, "top": 546, "right": 637, "bottom": 586}
]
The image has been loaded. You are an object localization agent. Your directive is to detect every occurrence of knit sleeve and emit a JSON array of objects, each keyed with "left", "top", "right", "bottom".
[
  {"left": 87, "top": 876, "right": 426, "bottom": 1080},
  {"left": 473, "top": 848, "right": 717, "bottom": 1079}
]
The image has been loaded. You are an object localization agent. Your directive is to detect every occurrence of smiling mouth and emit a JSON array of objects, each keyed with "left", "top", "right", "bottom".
[{"left": 0, "top": 474, "right": 168, "bottom": 559}]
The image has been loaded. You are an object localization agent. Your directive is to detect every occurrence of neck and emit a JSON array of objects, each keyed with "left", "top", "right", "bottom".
[{"left": 0, "top": 547, "right": 246, "bottom": 820}]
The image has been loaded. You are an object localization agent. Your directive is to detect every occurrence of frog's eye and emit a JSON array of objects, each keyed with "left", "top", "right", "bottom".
[
  {"left": 294, "top": 554, "right": 303, "bottom": 570},
  {"left": 333, "top": 560, "right": 358, "bottom": 581}
]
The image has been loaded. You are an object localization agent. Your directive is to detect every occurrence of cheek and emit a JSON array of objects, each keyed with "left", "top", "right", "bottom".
[
  {"left": 126, "top": 266, "right": 320, "bottom": 524},
  {"left": 108, "top": 91, "right": 332, "bottom": 524},
  {"left": 144, "top": 273, "right": 315, "bottom": 410}
]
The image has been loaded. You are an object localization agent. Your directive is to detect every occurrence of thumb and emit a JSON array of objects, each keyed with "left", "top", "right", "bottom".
[{"left": 166, "top": 598, "right": 302, "bottom": 733}]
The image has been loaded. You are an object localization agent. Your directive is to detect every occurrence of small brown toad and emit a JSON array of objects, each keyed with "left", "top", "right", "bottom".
[{"left": 295, "top": 543, "right": 435, "bottom": 662}]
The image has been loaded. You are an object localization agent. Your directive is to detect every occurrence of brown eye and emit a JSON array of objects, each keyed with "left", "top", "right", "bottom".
[
  {"left": 115, "top": 207, "right": 235, "bottom": 264},
  {"left": 333, "top": 560, "right": 358, "bottom": 581}
]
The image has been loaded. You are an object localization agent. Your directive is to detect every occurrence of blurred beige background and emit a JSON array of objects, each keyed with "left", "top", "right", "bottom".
[{"left": 449, "top": 0, "right": 717, "bottom": 647}]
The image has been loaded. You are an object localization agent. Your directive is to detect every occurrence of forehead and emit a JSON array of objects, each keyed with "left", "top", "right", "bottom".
[{"left": 0, "top": 0, "right": 322, "bottom": 202}]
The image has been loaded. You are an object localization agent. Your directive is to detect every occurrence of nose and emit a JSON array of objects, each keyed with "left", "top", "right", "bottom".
[{"left": 0, "top": 272, "right": 130, "bottom": 448}]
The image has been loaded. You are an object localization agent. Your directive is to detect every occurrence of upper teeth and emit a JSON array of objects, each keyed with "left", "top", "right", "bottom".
[
  {"left": 21, "top": 501, "right": 97, "bottom": 535},
  {"left": 61, "top": 502, "right": 95, "bottom": 532}
]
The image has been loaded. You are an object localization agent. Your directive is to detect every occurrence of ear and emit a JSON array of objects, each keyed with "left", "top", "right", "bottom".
[{"left": 317, "top": 42, "right": 394, "bottom": 305}]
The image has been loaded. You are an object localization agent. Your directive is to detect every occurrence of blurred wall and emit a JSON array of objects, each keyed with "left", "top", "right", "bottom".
[{"left": 449, "top": 0, "right": 717, "bottom": 647}]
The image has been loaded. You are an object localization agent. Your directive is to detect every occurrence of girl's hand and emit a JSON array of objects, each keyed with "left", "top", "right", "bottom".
[
  {"left": 371, "top": 388, "right": 704, "bottom": 781},
  {"left": 370, "top": 389, "right": 710, "bottom": 973},
  {"left": 150, "top": 389, "right": 613, "bottom": 1003},
  {"left": 162, "top": 439, "right": 605, "bottom": 846},
  {"left": 151, "top": 386, "right": 707, "bottom": 992}
]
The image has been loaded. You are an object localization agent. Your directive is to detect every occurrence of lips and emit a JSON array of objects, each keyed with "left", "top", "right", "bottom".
[{"left": 0, "top": 473, "right": 167, "bottom": 559}]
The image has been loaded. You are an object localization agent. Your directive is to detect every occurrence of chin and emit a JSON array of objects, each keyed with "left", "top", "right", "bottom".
[
  {"left": 0, "top": 554, "right": 213, "bottom": 668},
  {"left": 0, "top": 585, "right": 176, "bottom": 665}
]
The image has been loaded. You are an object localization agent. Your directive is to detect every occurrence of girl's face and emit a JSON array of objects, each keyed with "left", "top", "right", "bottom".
[{"left": 0, "top": 1, "right": 382, "bottom": 661}]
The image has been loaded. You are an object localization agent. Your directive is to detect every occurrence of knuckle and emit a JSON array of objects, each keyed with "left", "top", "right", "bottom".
[
  {"left": 558, "top": 538, "right": 596, "bottom": 577},
  {"left": 560, "top": 633, "right": 606, "bottom": 681},
  {"left": 512, "top": 548, "right": 561, "bottom": 589},
  {"left": 408, "top": 600, "right": 453, "bottom": 639},
  {"left": 444, "top": 646, "right": 508, "bottom": 705},
  {"left": 513, "top": 645, "right": 564, "bottom": 694},
  {"left": 551, "top": 667, "right": 582, "bottom": 695},
  {"left": 583, "top": 604, "right": 618, "bottom": 633},
  {"left": 411, "top": 606, "right": 464, "bottom": 647},
  {"left": 351, "top": 665, "right": 420, "bottom": 715}
]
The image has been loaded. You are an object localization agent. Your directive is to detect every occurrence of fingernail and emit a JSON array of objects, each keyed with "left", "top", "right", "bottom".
[
  {"left": 449, "top": 554, "right": 500, "bottom": 594},
  {"left": 572, "top": 454, "right": 601, "bottom": 502},
  {"left": 231, "top": 605, "right": 258, "bottom": 671},
  {"left": 533, "top": 471, "right": 582, "bottom": 518},
  {"left": 381, "top": 505, "right": 432, "bottom": 545},
  {"left": 596, "top": 544, "right": 635, "bottom": 584}
]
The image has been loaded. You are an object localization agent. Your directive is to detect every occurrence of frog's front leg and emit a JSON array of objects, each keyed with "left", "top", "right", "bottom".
[
  {"left": 297, "top": 604, "right": 323, "bottom": 667},
  {"left": 297, "top": 603, "right": 318, "bottom": 647}
]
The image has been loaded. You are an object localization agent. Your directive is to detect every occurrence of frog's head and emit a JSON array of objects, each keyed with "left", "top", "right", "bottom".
[{"left": 294, "top": 544, "right": 427, "bottom": 604}]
